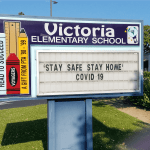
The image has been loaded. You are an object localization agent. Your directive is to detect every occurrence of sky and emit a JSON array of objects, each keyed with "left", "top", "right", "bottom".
[{"left": 0, "top": 0, "right": 149, "bottom": 25}]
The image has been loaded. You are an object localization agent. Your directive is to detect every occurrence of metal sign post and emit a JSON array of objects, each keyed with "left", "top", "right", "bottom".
[
  {"left": 47, "top": 99, "right": 93, "bottom": 150},
  {"left": 0, "top": 15, "right": 143, "bottom": 150}
]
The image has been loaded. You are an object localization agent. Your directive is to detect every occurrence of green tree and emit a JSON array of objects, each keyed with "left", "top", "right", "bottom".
[
  {"left": 144, "top": 25, "right": 150, "bottom": 54},
  {"left": 18, "top": 12, "right": 25, "bottom": 15}
]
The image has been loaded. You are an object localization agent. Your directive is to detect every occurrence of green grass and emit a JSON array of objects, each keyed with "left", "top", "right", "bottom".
[
  {"left": 0, "top": 101, "right": 150, "bottom": 150},
  {"left": 92, "top": 100, "right": 150, "bottom": 150},
  {"left": 0, "top": 104, "right": 47, "bottom": 150}
]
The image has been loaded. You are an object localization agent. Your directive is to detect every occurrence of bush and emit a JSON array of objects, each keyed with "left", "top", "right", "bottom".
[
  {"left": 128, "top": 71, "right": 150, "bottom": 109},
  {"left": 143, "top": 71, "right": 150, "bottom": 79}
]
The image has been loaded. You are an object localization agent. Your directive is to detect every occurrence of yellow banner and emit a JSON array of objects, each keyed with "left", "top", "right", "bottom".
[{"left": 18, "top": 36, "right": 29, "bottom": 94}]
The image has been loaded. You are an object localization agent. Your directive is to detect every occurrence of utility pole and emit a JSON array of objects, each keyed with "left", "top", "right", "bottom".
[
  {"left": 50, "top": 0, "right": 58, "bottom": 17},
  {"left": 50, "top": 0, "right": 52, "bottom": 17}
]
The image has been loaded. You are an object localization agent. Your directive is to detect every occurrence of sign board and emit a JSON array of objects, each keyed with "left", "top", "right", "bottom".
[
  {"left": 37, "top": 50, "right": 139, "bottom": 96},
  {"left": 0, "top": 14, "right": 143, "bottom": 100}
]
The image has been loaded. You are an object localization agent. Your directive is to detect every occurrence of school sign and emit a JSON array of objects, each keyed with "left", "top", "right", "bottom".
[{"left": 0, "top": 15, "right": 143, "bottom": 100}]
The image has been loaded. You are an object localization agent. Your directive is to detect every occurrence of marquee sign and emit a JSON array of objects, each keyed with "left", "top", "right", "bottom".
[
  {"left": 0, "top": 14, "right": 143, "bottom": 100},
  {"left": 37, "top": 50, "right": 139, "bottom": 96}
]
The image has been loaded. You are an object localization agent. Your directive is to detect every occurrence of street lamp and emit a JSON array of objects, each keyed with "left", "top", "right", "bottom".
[{"left": 50, "top": 0, "right": 58, "bottom": 17}]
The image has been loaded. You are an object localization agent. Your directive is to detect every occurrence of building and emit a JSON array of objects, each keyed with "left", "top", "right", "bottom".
[{"left": 144, "top": 53, "right": 149, "bottom": 71}]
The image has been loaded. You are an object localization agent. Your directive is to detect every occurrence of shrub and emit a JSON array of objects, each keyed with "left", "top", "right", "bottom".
[{"left": 128, "top": 72, "right": 150, "bottom": 109}]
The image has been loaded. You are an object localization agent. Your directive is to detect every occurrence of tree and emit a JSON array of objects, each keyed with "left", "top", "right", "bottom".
[
  {"left": 144, "top": 25, "right": 150, "bottom": 54},
  {"left": 18, "top": 12, "right": 25, "bottom": 15}
]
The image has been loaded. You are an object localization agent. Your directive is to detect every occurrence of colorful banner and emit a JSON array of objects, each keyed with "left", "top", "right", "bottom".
[
  {"left": 0, "top": 21, "right": 29, "bottom": 96},
  {"left": 18, "top": 29, "right": 29, "bottom": 94}
]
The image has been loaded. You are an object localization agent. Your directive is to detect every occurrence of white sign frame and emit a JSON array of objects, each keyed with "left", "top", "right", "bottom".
[{"left": 36, "top": 48, "right": 142, "bottom": 98}]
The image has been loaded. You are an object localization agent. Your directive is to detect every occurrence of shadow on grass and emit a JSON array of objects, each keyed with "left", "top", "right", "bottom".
[
  {"left": 93, "top": 116, "right": 133, "bottom": 150},
  {"left": 1, "top": 118, "right": 47, "bottom": 150},
  {"left": 74, "top": 100, "right": 136, "bottom": 150},
  {"left": 92, "top": 101, "right": 150, "bottom": 150},
  {"left": 93, "top": 97, "right": 150, "bottom": 111},
  {"left": 1, "top": 101, "right": 150, "bottom": 150}
]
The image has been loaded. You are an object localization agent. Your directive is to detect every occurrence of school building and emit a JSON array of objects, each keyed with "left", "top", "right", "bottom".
[{"left": 144, "top": 53, "right": 149, "bottom": 71}]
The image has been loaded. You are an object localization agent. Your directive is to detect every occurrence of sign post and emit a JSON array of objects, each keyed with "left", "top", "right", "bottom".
[
  {"left": 0, "top": 15, "right": 143, "bottom": 150},
  {"left": 47, "top": 99, "right": 93, "bottom": 150}
]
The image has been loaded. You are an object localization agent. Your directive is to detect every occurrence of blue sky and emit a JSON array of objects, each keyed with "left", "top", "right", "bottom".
[{"left": 0, "top": 0, "right": 149, "bottom": 25}]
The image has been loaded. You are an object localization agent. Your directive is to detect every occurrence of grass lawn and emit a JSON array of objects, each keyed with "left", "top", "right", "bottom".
[
  {"left": 0, "top": 100, "right": 149, "bottom": 150},
  {"left": 0, "top": 104, "right": 47, "bottom": 150},
  {"left": 92, "top": 100, "right": 150, "bottom": 150}
]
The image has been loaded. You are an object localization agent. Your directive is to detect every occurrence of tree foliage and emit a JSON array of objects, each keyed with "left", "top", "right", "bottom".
[
  {"left": 18, "top": 12, "right": 25, "bottom": 15},
  {"left": 144, "top": 25, "right": 150, "bottom": 54}
]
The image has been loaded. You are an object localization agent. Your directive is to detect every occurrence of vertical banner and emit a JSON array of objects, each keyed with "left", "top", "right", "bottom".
[
  {"left": 18, "top": 29, "right": 29, "bottom": 94},
  {"left": 0, "top": 33, "right": 6, "bottom": 95}
]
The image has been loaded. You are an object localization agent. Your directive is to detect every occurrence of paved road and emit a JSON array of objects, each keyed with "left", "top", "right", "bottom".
[
  {"left": 0, "top": 99, "right": 47, "bottom": 110},
  {"left": 0, "top": 97, "right": 119, "bottom": 110}
]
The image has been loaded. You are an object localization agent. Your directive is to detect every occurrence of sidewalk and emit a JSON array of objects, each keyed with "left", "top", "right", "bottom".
[{"left": 124, "top": 126, "right": 150, "bottom": 150}]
